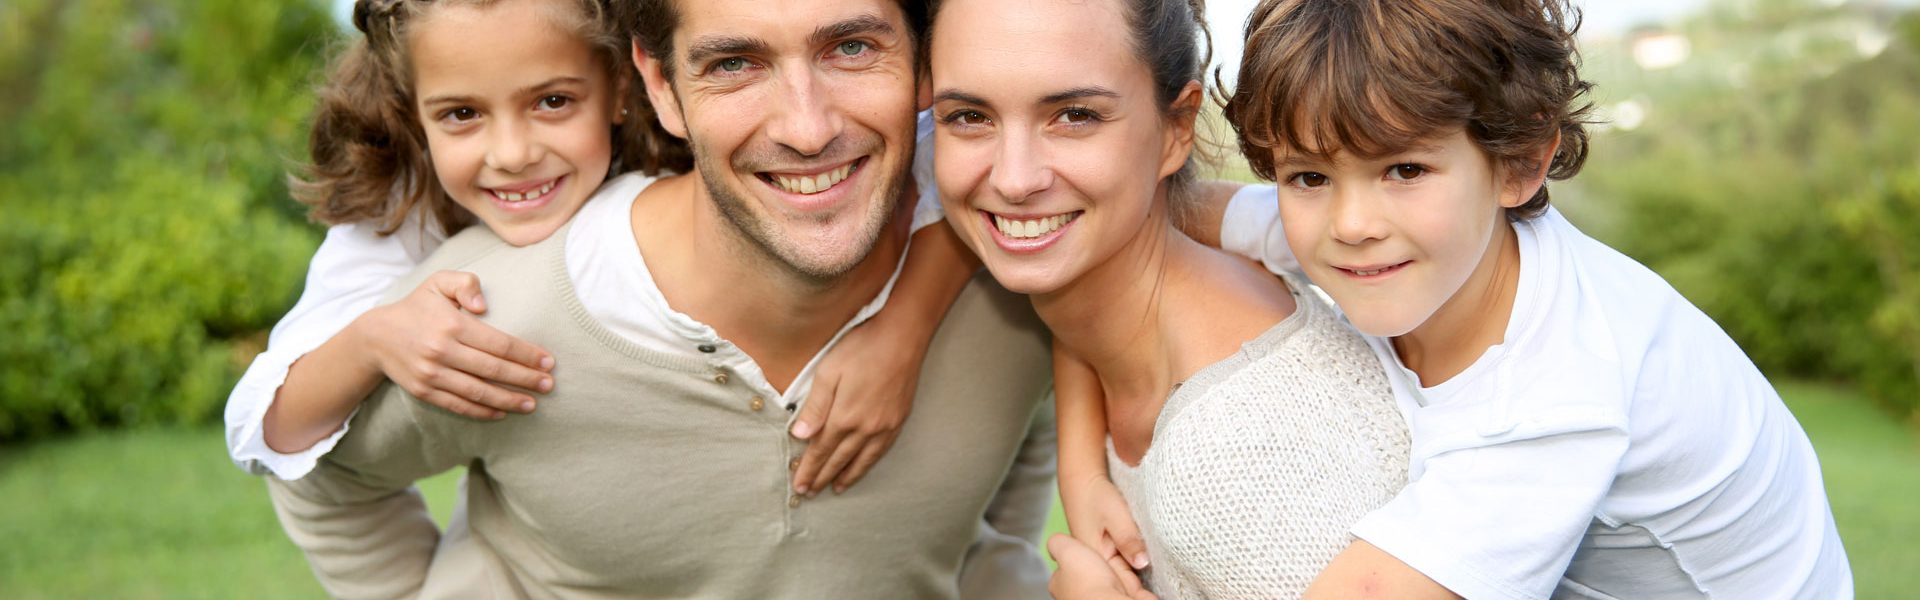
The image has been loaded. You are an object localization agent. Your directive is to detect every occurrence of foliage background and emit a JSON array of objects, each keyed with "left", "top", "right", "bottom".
[{"left": 0, "top": 0, "right": 1916, "bottom": 596}]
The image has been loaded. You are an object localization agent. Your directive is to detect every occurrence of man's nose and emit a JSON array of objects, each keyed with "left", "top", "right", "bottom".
[{"left": 765, "top": 67, "right": 843, "bottom": 157}]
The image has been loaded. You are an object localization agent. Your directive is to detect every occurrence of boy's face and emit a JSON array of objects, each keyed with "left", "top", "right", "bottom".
[
  {"left": 1272, "top": 127, "right": 1530, "bottom": 338},
  {"left": 411, "top": 0, "right": 620, "bottom": 247}
]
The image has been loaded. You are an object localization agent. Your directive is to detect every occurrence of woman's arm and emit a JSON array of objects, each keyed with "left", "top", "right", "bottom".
[
  {"left": 1054, "top": 342, "right": 1151, "bottom": 570},
  {"left": 791, "top": 220, "right": 980, "bottom": 495}
]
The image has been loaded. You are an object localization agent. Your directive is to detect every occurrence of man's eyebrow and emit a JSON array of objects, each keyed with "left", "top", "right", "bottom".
[
  {"left": 810, "top": 14, "right": 895, "bottom": 47},
  {"left": 932, "top": 89, "right": 989, "bottom": 106},
  {"left": 1040, "top": 86, "right": 1120, "bottom": 105},
  {"left": 684, "top": 35, "right": 770, "bottom": 67}
]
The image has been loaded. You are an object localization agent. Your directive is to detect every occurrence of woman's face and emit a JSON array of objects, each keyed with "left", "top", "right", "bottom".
[{"left": 930, "top": 0, "right": 1194, "bottom": 295}]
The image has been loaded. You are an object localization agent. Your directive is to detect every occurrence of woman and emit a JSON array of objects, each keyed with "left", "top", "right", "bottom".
[{"left": 928, "top": 0, "right": 1410, "bottom": 597}]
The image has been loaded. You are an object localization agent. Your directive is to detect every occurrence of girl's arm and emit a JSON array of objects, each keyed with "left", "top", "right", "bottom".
[
  {"left": 1054, "top": 342, "right": 1150, "bottom": 571},
  {"left": 790, "top": 219, "right": 978, "bottom": 495}
]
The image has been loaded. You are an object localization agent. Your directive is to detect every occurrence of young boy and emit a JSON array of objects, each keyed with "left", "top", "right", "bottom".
[{"left": 1212, "top": 0, "right": 1854, "bottom": 596}]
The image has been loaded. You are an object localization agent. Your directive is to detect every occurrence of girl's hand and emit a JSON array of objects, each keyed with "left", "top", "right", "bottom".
[
  {"left": 788, "top": 319, "right": 921, "bottom": 496},
  {"left": 352, "top": 270, "right": 555, "bottom": 419},
  {"left": 1048, "top": 534, "right": 1158, "bottom": 600},
  {"left": 1065, "top": 473, "right": 1152, "bottom": 573}
]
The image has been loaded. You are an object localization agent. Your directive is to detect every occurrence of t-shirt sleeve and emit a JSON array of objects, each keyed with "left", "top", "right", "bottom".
[
  {"left": 1217, "top": 184, "right": 1301, "bottom": 276},
  {"left": 1350, "top": 391, "right": 1630, "bottom": 600},
  {"left": 225, "top": 216, "right": 442, "bottom": 478}
]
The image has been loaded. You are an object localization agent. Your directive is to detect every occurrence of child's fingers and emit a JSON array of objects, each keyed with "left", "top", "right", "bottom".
[
  {"left": 423, "top": 270, "right": 487, "bottom": 313},
  {"left": 791, "top": 375, "right": 839, "bottom": 441},
  {"left": 792, "top": 420, "right": 848, "bottom": 495},
  {"left": 1106, "top": 555, "right": 1142, "bottom": 592},
  {"left": 830, "top": 432, "right": 896, "bottom": 493},
  {"left": 810, "top": 430, "right": 868, "bottom": 497},
  {"left": 415, "top": 388, "right": 506, "bottom": 421},
  {"left": 419, "top": 364, "right": 536, "bottom": 416},
  {"left": 442, "top": 344, "right": 553, "bottom": 398},
  {"left": 457, "top": 316, "right": 554, "bottom": 371}
]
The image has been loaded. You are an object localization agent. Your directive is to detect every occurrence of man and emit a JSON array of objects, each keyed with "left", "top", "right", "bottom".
[{"left": 267, "top": 0, "right": 1056, "bottom": 597}]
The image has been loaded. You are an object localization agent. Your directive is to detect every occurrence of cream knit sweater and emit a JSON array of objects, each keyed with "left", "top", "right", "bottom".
[{"left": 1107, "top": 280, "right": 1410, "bottom": 599}]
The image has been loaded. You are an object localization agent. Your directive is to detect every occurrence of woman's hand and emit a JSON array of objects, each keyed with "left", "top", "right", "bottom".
[
  {"left": 1048, "top": 534, "right": 1158, "bottom": 600},
  {"left": 788, "top": 318, "right": 921, "bottom": 496},
  {"left": 353, "top": 270, "right": 555, "bottom": 419},
  {"left": 1064, "top": 472, "right": 1152, "bottom": 573}
]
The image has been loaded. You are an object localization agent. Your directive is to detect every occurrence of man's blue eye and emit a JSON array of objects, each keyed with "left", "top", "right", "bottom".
[
  {"left": 837, "top": 41, "right": 867, "bottom": 56},
  {"left": 718, "top": 58, "right": 747, "bottom": 72}
]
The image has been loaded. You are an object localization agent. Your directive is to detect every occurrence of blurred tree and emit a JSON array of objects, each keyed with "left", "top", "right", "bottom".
[{"left": 0, "top": 0, "right": 336, "bottom": 438}]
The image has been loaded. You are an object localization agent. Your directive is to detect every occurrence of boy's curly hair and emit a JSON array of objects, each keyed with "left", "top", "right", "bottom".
[
  {"left": 1223, "top": 0, "right": 1594, "bottom": 218},
  {"left": 291, "top": 0, "right": 692, "bottom": 237}
]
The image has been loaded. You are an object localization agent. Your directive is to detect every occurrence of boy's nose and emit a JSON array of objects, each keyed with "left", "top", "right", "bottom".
[{"left": 1330, "top": 188, "right": 1389, "bottom": 245}]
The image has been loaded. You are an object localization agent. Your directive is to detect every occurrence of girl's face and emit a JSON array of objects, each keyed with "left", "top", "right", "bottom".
[
  {"left": 930, "top": 0, "right": 1194, "bottom": 295},
  {"left": 410, "top": 0, "right": 619, "bottom": 247},
  {"left": 1272, "top": 128, "right": 1529, "bottom": 338}
]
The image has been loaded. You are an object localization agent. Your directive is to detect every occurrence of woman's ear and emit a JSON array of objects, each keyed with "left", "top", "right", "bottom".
[
  {"left": 632, "top": 41, "right": 688, "bottom": 140},
  {"left": 1158, "top": 80, "right": 1205, "bottom": 179},
  {"left": 1502, "top": 129, "right": 1561, "bottom": 209}
]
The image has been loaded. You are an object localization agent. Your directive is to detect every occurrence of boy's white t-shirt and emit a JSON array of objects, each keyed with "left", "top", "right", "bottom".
[
  {"left": 1221, "top": 187, "right": 1852, "bottom": 599},
  {"left": 225, "top": 114, "right": 948, "bottom": 478}
]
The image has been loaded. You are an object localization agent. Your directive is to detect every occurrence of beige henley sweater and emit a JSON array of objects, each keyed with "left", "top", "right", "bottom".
[{"left": 268, "top": 223, "right": 1053, "bottom": 599}]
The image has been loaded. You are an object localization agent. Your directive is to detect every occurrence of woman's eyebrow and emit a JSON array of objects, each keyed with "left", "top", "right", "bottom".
[{"left": 1040, "top": 86, "right": 1119, "bottom": 105}]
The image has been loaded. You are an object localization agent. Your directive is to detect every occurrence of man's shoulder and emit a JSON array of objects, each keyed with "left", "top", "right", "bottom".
[{"left": 381, "top": 225, "right": 562, "bottom": 305}]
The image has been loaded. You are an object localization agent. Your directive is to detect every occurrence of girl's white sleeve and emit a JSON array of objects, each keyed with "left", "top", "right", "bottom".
[
  {"left": 1218, "top": 184, "right": 1302, "bottom": 276},
  {"left": 225, "top": 215, "right": 443, "bottom": 479}
]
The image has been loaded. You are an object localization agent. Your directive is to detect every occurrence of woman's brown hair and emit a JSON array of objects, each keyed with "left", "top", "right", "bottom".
[
  {"left": 291, "top": 0, "right": 692, "bottom": 237},
  {"left": 1223, "top": 0, "right": 1594, "bottom": 218}
]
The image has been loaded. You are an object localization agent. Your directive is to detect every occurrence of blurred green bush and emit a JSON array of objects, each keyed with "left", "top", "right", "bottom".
[
  {"left": 0, "top": 0, "right": 335, "bottom": 439},
  {"left": 1573, "top": 5, "right": 1920, "bottom": 421}
]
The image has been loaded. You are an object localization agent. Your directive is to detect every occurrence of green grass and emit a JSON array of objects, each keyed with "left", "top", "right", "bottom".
[{"left": 0, "top": 382, "right": 1911, "bottom": 597}]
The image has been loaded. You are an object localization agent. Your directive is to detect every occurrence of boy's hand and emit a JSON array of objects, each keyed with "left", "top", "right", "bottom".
[
  {"left": 1064, "top": 472, "right": 1152, "bottom": 573},
  {"left": 1048, "top": 534, "right": 1158, "bottom": 600},
  {"left": 789, "top": 320, "right": 921, "bottom": 496},
  {"left": 353, "top": 270, "right": 555, "bottom": 420}
]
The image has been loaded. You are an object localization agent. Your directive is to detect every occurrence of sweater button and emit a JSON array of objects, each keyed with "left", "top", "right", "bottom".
[
  {"left": 749, "top": 396, "right": 765, "bottom": 411},
  {"left": 789, "top": 458, "right": 801, "bottom": 471},
  {"left": 712, "top": 371, "right": 729, "bottom": 385},
  {"left": 788, "top": 495, "right": 803, "bottom": 508}
]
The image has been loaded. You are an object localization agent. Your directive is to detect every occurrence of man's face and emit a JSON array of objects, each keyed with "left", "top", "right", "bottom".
[{"left": 640, "top": 0, "right": 919, "bottom": 281}]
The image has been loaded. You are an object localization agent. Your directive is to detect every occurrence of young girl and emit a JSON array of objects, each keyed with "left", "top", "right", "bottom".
[
  {"left": 1055, "top": 0, "right": 1853, "bottom": 598},
  {"left": 224, "top": 0, "right": 969, "bottom": 500}
]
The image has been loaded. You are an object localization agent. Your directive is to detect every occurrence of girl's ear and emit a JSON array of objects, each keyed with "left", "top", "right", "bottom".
[
  {"left": 1501, "top": 130, "right": 1561, "bottom": 209},
  {"left": 632, "top": 41, "right": 688, "bottom": 140},
  {"left": 1157, "top": 80, "right": 1204, "bottom": 179}
]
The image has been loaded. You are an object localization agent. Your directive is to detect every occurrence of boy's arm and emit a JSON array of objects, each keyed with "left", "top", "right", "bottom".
[
  {"left": 1053, "top": 343, "right": 1150, "bottom": 571},
  {"left": 1178, "top": 182, "right": 1303, "bottom": 276},
  {"left": 791, "top": 219, "right": 980, "bottom": 494},
  {"left": 1174, "top": 180, "right": 1246, "bottom": 248}
]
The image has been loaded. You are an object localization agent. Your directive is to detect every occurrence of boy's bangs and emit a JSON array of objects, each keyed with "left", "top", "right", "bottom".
[{"left": 1233, "top": 0, "right": 1473, "bottom": 172}]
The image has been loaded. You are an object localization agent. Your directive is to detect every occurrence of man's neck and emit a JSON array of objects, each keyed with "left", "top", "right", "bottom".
[{"left": 629, "top": 174, "right": 911, "bottom": 392}]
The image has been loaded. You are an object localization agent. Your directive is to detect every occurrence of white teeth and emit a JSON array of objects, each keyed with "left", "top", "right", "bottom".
[
  {"left": 994, "top": 212, "right": 1078, "bottom": 239},
  {"left": 772, "top": 164, "right": 854, "bottom": 195},
  {"left": 491, "top": 180, "right": 556, "bottom": 203}
]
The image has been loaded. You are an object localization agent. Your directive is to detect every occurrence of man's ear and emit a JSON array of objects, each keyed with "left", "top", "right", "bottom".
[
  {"left": 1157, "top": 80, "right": 1204, "bottom": 179},
  {"left": 1502, "top": 130, "right": 1561, "bottom": 209},
  {"left": 632, "top": 41, "right": 688, "bottom": 140}
]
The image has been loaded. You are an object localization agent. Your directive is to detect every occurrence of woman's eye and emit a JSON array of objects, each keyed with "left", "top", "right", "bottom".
[
  {"left": 538, "top": 95, "right": 571, "bottom": 110},
  {"left": 715, "top": 58, "right": 748, "bottom": 73},
  {"left": 836, "top": 40, "right": 869, "bottom": 56},
  {"left": 1057, "top": 108, "right": 1097, "bottom": 125},
  {"left": 945, "top": 110, "right": 990, "bottom": 126},
  {"left": 1289, "top": 172, "right": 1328, "bottom": 188},
  {"left": 1388, "top": 164, "right": 1426, "bottom": 181}
]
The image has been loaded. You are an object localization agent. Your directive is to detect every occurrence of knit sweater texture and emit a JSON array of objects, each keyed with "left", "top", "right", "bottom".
[
  {"left": 268, "top": 223, "right": 1054, "bottom": 599},
  {"left": 1107, "top": 280, "right": 1410, "bottom": 599}
]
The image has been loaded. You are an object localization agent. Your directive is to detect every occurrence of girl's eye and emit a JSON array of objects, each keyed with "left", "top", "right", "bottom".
[
  {"left": 836, "top": 40, "right": 869, "bottom": 57},
  {"left": 538, "top": 95, "right": 571, "bottom": 110},
  {"left": 1388, "top": 164, "right": 1426, "bottom": 181},
  {"left": 715, "top": 57, "right": 748, "bottom": 73},
  {"left": 944, "top": 110, "right": 990, "bottom": 127},
  {"left": 1288, "top": 172, "right": 1328, "bottom": 188}
]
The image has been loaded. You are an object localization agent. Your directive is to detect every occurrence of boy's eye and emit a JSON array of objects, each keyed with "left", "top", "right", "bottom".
[
  {"left": 1388, "top": 164, "right": 1426, "bottom": 181},
  {"left": 1289, "top": 172, "right": 1328, "bottom": 188},
  {"left": 538, "top": 95, "right": 571, "bottom": 110},
  {"left": 836, "top": 41, "right": 869, "bottom": 56}
]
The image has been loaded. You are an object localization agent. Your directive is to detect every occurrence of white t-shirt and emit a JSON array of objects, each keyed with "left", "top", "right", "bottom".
[
  {"left": 1220, "top": 190, "right": 1853, "bottom": 599},
  {"left": 226, "top": 114, "right": 945, "bottom": 479}
]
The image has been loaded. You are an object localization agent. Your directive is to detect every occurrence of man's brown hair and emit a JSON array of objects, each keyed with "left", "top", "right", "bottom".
[{"left": 1222, "top": 0, "right": 1594, "bottom": 218}]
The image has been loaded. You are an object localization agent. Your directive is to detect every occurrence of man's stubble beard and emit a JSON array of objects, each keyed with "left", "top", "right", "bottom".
[{"left": 693, "top": 137, "right": 908, "bottom": 286}]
